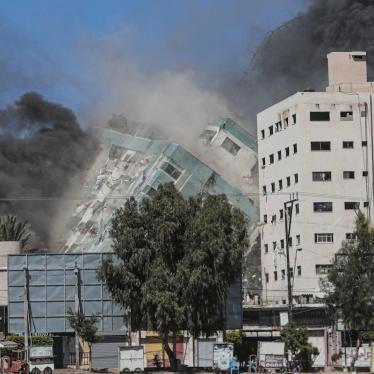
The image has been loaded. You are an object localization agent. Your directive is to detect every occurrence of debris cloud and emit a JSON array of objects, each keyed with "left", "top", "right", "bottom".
[{"left": 0, "top": 92, "right": 97, "bottom": 247}]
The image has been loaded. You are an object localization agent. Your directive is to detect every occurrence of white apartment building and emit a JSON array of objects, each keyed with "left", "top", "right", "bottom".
[{"left": 257, "top": 51, "right": 374, "bottom": 306}]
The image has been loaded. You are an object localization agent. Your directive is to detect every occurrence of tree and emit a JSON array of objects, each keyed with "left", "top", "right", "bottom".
[
  {"left": 280, "top": 324, "right": 319, "bottom": 371},
  {"left": 67, "top": 309, "right": 100, "bottom": 370},
  {"left": 227, "top": 330, "right": 249, "bottom": 366},
  {"left": 99, "top": 183, "right": 248, "bottom": 370},
  {"left": 324, "top": 211, "right": 374, "bottom": 332},
  {"left": 0, "top": 215, "right": 31, "bottom": 249}
]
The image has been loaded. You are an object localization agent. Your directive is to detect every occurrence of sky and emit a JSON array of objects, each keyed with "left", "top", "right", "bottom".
[{"left": 0, "top": 0, "right": 309, "bottom": 123}]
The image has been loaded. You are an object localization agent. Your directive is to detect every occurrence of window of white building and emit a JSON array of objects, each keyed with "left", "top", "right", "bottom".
[
  {"left": 221, "top": 137, "right": 241, "bottom": 156},
  {"left": 312, "top": 171, "right": 332, "bottom": 181},
  {"left": 313, "top": 202, "right": 333, "bottom": 212},
  {"left": 161, "top": 161, "right": 182, "bottom": 180},
  {"left": 311, "top": 141, "right": 331, "bottom": 151},
  {"left": 310, "top": 111, "right": 330, "bottom": 121},
  {"left": 340, "top": 111, "right": 353, "bottom": 121},
  {"left": 315, "top": 233, "right": 334, "bottom": 243},
  {"left": 345, "top": 202, "right": 360, "bottom": 210},
  {"left": 343, "top": 171, "right": 355, "bottom": 179},
  {"left": 343, "top": 141, "right": 354, "bottom": 149},
  {"left": 316, "top": 264, "right": 332, "bottom": 275}
]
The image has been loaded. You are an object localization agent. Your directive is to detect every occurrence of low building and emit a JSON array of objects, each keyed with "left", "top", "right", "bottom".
[{"left": 0, "top": 241, "right": 21, "bottom": 338}]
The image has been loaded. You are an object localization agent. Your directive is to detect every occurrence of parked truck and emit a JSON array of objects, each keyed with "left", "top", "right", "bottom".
[{"left": 257, "top": 341, "right": 286, "bottom": 371}]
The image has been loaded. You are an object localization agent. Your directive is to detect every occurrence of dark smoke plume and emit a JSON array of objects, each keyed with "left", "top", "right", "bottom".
[
  {"left": 0, "top": 92, "right": 97, "bottom": 248},
  {"left": 234, "top": 0, "right": 374, "bottom": 121}
]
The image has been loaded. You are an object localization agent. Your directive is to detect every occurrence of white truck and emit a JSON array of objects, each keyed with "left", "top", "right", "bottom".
[
  {"left": 257, "top": 341, "right": 286, "bottom": 371},
  {"left": 119, "top": 346, "right": 145, "bottom": 373},
  {"left": 29, "top": 346, "right": 54, "bottom": 374}
]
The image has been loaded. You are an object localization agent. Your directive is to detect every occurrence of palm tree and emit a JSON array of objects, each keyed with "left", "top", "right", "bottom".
[{"left": 0, "top": 215, "right": 31, "bottom": 249}]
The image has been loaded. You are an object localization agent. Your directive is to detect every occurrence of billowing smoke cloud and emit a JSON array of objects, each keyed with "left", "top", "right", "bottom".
[
  {"left": 232, "top": 0, "right": 374, "bottom": 122},
  {"left": 0, "top": 92, "right": 97, "bottom": 248}
]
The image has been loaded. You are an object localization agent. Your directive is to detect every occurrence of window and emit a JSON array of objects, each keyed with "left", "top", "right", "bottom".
[
  {"left": 145, "top": 185, "right": 157, "bottom": 198},
  {"left": 316, "top": 264, "right": 332, "bottom": 275},
  {"left": 263, "top": 214, "right": 267, "bottom": 224},
  {"left": 271, "top": 215, "right": 277, "bottom": 224},
  {"left": 343, "top": 171, "right": 355, "bottom": 179},
  {"left": 272, "top": 241, "right": 277, "bottom": 250},
  {"left": 280, "top": 239, "right": 284, "bottom": 249},
  {"left": 274, "top": 271, "right": 278, "bottom": 281},
  {"left": 292, "top": 114, "right": 297, "bottom": 124},
  {"left": 340, "top": 111, "right": 353, "bottom": 121},
  {"left": 314, "top": 202, "right": 333, "bottom": 212},
  {"left": 270, "top": 154, "right": 274, "bottom": 164},
  {"left": 222, "top": 137, "right": 241, "bottom": 155},
  {"left": 296, "top": 235, "right": 301, "bottom": 245},
  {"left": 295, "top": 203, "right": 299, "bottom": 214},
  {"left": 271, "top": 183, "right": 275, "bottom": 193},
  {"left": 294, "top": 173, "right": 299, "bottom": 184},
  {"left": 262, "top": 186, "right": 267, "bottom": 195},
  {"left": 285, "top": 147, "right": 290, "bottom": 157},
  {"left": 312, "top": 171, "right": 332, "bottom": 182},
  {"left": 161, "top": 161, "right": 182, "bottom": 180},
  {"left": 289, "top": 268, "right": 294, "bottom": 278},
  {"left": 200, "top": 129, "right": 216, "bottom": 144},
  {"left": 281, "top": 270, "right": 285, "bottom": 280},
  {"left": 362, "top": 141, "right": 368, "bottom": 146},
  {"left": 279, "top": 179, "right": 283, "bottom": 190},
  {"left": 264, "top": 244, "right": 268, "bottom": 253},
  {"left": 278, "top": 150, "right": 282, "bottom": 161},
  {"left": 279, "top": 209, "right": 284, "bottom": 220},
  {"left": 364, "top": 201, "right": 369, "bottom": 208},
  {"left": 361, "top": 110, "right": 367, "bottom": 117},
  {"left": 293, "top": 144, "right": 298, "bottom": 154},
  {"left": 315, "top": 233, "right": 334, "bottom": 243},
  {"left": 311, "top": 141, "right": 331, "bottom": 151},
  {"left": 261, "top": 129, "right": 265, "bottom": 140},
  {"left": 269, "top": 126, "right": 274, "bottom": 136},
  {"left": 288, "top": 237, "right": 293, "bottom": 247},
  {"left": 343, "top": 141, "right": 354, "bottom": 149},
  {"left": 265, "top": 273, "right": 269, "bottom": 283},
  {"left": 297, "top": 266, "right": 301, "bottom": 276},
  {"left": 310, "top": 111, "right": 330, "bottom": 121},
  {"left": 284, "top": 117, "right": 289, "bottom": 127},
  {"left": 363, "top": 171, "right": 368, "bottom": 177},
  {"left": 286, "top": 176, "right": 291, "bottom": 187},
  {"left": 282, "top": 299, "right": 287, "bottom": 305},
  {"left": 261, "top": 157, "right": 265, "bottom": 167},
  {"left": 345, "top": 202, "right": 360, "bottom": 210},
  {"left": 346, "top": 233, "right": 357, "bottom": 240}
]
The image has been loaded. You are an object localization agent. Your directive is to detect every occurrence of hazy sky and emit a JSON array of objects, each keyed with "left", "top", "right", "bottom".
[{"left": 0, "top": 0, "right": 308, "bottom": 119}]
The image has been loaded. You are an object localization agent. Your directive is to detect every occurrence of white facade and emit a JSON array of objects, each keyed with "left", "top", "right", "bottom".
[{"left": 257, "top": 52, "right": 374, "bottom": 305}]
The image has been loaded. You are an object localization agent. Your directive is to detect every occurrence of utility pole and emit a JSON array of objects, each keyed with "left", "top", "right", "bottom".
[
  {"left": 284, "top": 193, "right": 298, "bottom": 324},
  {"left": 74, "top": 263, "right": 80, "bottom": 370},
  {"left": 23, "top": 265, "right": 29, "bottom": 366}
]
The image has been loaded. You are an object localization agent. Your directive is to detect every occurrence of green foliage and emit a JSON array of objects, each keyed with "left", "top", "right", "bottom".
[
  {"left": 331, "top": 352, "right": 342, "bottom": 363},
  {"left": 324, "top": 212, "right": 374, "bottom": 331},
  {"left": 99, "top": 183, "right": 248, "bottom": 369},
  {"left": 360, "top": 331, "right": 374, "bottom": 344},
  {"left": 227, "top": 330, "right": 249, "bottom": 363},
  {"left": 0, "top": 215, "right": 31, "bottom": 249},
  {"left": 280, "top": 324, "right": 319, "bottom": 370},
  {"left": 4, "top": 335, "right": 52, "bottom": 353},
  {"left": 67, "top": 309, "right": 100, "bottom": 348},
  {"left": 5, "top": 335, "right": 24, "bottom": 348}
]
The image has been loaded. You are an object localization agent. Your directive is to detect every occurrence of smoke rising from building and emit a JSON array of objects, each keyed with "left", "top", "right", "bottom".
[
  {"left": 233, "top": 0, "right": 374, "bottom": 122},
  {"left": 0, "top": 92, "right": 97, "bottom": 247}
]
